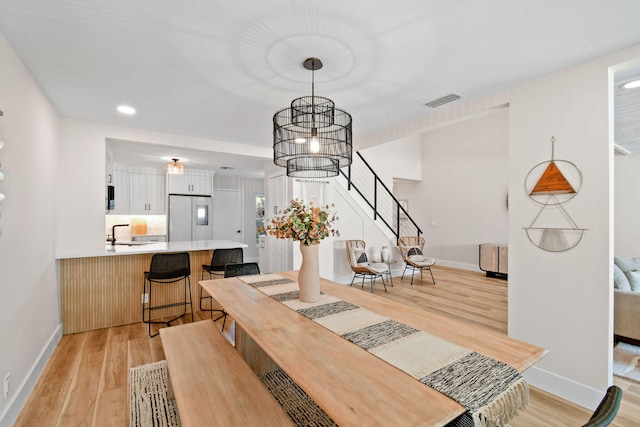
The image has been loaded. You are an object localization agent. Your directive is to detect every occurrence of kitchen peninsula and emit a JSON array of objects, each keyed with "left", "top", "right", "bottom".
[{"left": 56, "top": 240, "right": 247, "bottom": 334}]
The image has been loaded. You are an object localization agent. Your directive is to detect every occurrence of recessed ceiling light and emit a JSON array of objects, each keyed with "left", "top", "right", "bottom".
[
  {"left": 117, "top": 105, "right": 136, "bottom": 115},
  {"left": 622, "top": 80, "right": 640, "bottom": 89}
]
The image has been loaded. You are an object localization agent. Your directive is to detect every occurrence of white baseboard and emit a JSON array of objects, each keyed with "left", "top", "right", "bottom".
[
  {"left": 0, "top": 323, "right": 63, "bottom": 427},
  {"left": 435, "top": 259, "right": 482, "bottom": 273},
  {"left": 332, "top": 275, "right": 353, "bottom": 285},
  {"left": 523, "top": 365, "right": 604, "bottom": 410}
]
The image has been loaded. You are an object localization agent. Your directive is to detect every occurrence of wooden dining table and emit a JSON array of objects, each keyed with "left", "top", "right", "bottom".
[{"left": 200, "top": 271, "right": 545, "bottom": 427}]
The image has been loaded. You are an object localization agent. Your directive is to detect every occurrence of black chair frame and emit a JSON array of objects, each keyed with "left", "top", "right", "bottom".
[
  {"left": 224, "top": 262, "right": 261, "bottom": 278},
  {"left": 209, "top": 262, "right": 262, "bottom": 330},
  {"left": 401, "top": 263, "right": 436, "bottom": 286},
  {"left": 349, "top": 271, "right": 388, "bottom": 293},
  {"left": 200, "top": 248, "right": 243, "bottom": 323},
  {"left": 142, "top": 252, "right": 193, "bottom": 337}
]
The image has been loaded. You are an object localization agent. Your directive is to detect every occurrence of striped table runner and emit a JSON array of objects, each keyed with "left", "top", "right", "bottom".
[{"left": 238, "top": 274, "right": 529, "bottom": 427}]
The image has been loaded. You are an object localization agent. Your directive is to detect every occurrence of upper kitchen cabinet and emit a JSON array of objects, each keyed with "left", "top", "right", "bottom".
[
  {"left": 129, "top": 171, "right": 165, "bottom": 214},
  {"left": 168, "top": 171, "right": 213, "bottom": 196},
  {"left": 107, "top": 168, "right": 130, "bottom": 214}
]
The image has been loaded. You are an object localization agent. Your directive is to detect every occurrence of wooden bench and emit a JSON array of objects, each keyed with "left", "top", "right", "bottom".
[{"left": 159, "top": 320, "right": 293, "bottom": 426}]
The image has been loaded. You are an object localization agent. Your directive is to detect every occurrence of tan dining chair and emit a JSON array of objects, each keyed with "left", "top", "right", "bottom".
[
  {"left": 398, "top": 236, "right": 436, "bottom": 285},
  {"left": 345, "top": 240, "right": 389, "bottom": 293}
]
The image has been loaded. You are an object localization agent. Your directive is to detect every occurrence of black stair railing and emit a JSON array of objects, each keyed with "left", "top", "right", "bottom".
[{"left": 339, "top": 152, "right": 422, "bottom": 240}]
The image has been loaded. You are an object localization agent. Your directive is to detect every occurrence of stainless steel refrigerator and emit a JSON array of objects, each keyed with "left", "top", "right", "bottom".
[{"left": 168, "top": 195, "right": 213, "bottom": 241}]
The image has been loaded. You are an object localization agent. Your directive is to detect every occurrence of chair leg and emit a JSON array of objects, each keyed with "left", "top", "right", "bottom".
[
  {"left": 144, "top": 276, "right": 193, "bottom": 338},
  {"left": 380, "top": 274, "right": 387, "bottom": 292},
  {"left": 428, "top": 267, "right": 436, "bottom": 284},
  {"left": 199, "top": 285, "right": 215, "bottom": 317},
  {"left": 401, "top": 264, "right": 407, "bottom": 280},
  {"left": 147, "top": 280, "right": 159, "bottom": 337},
  {"left": 200, "top": 272, "right": 225, "bottom": 320},
  {"left": 410, "top": 267, "right": 415, "bottom": 286},
  {"left": 350, "top": 274, "right": 356, "bottom": 287},
  {"left": 219, "top": 312, "right": 227, "bottom": 331},
  {"left": 187, "top": 277, "right": 193, "bottom": 322}
]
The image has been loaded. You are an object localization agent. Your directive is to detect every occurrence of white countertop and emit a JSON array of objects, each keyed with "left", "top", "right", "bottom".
[{"left": 55, "top": 240, "right": 248, "bottom": 259}]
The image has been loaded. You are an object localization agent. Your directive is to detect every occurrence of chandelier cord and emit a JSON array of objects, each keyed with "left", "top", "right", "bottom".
[{"left": 311, "top": 59, "right": 316, "bottom": 132}]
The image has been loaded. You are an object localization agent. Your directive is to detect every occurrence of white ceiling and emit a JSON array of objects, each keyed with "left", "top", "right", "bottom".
[
  {"left": 105, "top": 138, "right": 267, "bottom": 178},
  {"left": 1, "top": 0, "right": 640, "bottom": 173}
]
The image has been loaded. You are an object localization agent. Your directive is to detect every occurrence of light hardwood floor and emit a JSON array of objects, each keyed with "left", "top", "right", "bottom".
[{"left": 15, "top": 266, "right": 640, "bottom": 426}]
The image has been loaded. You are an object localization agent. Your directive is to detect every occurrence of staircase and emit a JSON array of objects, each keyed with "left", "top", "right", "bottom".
[{"left": 339, "top": 152, "right": 422, "bottom": 241}]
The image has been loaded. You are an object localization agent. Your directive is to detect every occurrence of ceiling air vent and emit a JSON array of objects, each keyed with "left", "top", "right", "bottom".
[{"left": 425, "top": 92, "right": 464, "bottom": 108}]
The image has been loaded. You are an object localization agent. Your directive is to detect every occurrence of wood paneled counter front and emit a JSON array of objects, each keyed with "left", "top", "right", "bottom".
[{"left": 57, "top": 240, "right": 247, "bottom": 334}]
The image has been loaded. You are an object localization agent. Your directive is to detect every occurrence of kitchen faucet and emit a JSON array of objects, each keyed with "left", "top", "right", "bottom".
[{"left": 108, "top": 224, "right": 129, "bottom": 246}]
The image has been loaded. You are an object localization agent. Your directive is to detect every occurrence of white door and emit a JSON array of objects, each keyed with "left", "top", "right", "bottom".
[{"left": 212, "top": 189, "right": 243, "bottom": 242}]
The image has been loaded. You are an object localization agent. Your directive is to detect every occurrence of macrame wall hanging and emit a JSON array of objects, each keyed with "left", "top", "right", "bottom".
[{"left": 524, "top": 136, "right": 586, "bottom": 252}]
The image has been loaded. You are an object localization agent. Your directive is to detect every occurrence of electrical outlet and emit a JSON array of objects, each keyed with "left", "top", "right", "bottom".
[
  {"left": 142, "top": 293, "right": 149, "bottom": 304},
  {"left": 4, "top": 373, "right": 10, "bottom": 399}
]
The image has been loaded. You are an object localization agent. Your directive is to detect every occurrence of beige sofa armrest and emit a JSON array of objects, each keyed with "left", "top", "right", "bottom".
[{"left": 614, "top": 289, "right": 640, "bottom": 341}]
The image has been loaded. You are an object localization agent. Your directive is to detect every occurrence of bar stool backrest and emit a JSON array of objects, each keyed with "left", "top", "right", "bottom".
[
  {"left": 209, "top": 248, "right": 244, "bottom": 271},
  {"left": 146, "top": 252, "right": 191, "bottom": 280},
  {"left": 224, "top": 262, "right": 261, "bottom": 278}
]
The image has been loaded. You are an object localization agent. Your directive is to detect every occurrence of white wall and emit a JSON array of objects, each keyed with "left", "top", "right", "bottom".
[
  {"left": 0, "top": 34, "right": 62, "bottom": 426},
  {"left": 361, "top": 134, "right": 422, "bottom": 182},
  {"left": 615, "top": 154, "right": 640, "bottom": 256},
  {"left": 507, "top": 45, "right": 640, "bottom": 408},
  {"left": 394, "top": 108, "right": 509, "bottom": 271}
]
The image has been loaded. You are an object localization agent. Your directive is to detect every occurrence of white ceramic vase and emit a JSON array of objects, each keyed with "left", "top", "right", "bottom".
[
  {"left": 371, "top": 247, "right": 381, "bottom": 262},
  {"left": 298, "top": 242, "right": 320, "bottom": 302},
  {"left": 381, "top": 245, "right": 390, "bottom": 262}
]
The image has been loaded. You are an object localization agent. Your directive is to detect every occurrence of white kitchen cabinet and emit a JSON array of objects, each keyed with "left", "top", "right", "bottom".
[
  {"left": 129, "top": 172, "right": 165, "bottom": 214},
  {"left": 168, "top": 173, "right": 213, "bottom": 196},
  {"left": 108, "top": 169, "right": 130, "bottom": 214}
]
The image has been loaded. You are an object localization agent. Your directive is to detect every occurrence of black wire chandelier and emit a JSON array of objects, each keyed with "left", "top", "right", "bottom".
[{"left": 273, "top": 57, "right": 353, "bottom": 178}]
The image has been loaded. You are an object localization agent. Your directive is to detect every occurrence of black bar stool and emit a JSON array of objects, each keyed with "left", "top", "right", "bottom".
[
  {"left": 142, "top": 252, "right": 193, "bottom": 337},
  {"left": 213, "top": 262, "right": 261, "bottom": 331},
  {"left": 200, "top": 247, "right": 243, "bottom": 320}
]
